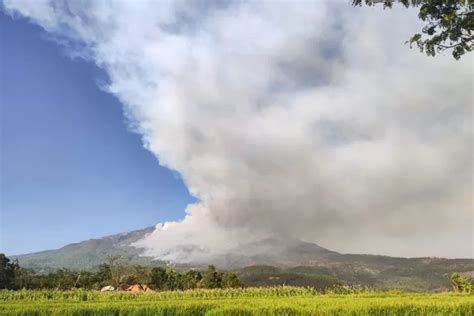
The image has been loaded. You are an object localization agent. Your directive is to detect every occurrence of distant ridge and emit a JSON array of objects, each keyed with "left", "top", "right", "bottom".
[{"left": 11, "top": 226, "right": 474, "bottom": 292}]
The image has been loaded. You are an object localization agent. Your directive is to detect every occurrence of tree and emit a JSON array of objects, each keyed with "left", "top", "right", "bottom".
[
  {"left": 165, "top": 269, "right": 185, "bottom": 290},
  {"left": 183, "top": 270, "right": 202, "bottom": 290},
  {"left": 150, "top": 267, "right": 168, "bottom": 290},
  {"left": 0, "top": 254, "right": 18, "bottom": 289},
  {"left": 95, "top": 263, "right": 112, "bottom": 286},
  {"left": 200, "top": 265, "right": 223, "bottom": 289},
  {"left": 12, "top": 267, "right": 35, "bottom": 290},
  {"left": 222, "top": 272, "right": 243, "bottom": 288},
  {"left": 123, "top": 265, "right": 151, "bottom": 285},
  {"left": 73, "top": 271, "right": 96, "bottom": 289},
  {"left": 105, "top": 255, "right": 131, "bottom": 288},
  {"left": 353, "top": 0, "right": 473, "bottom": 59},
  {"left": 448, "top": 272, "right": 472, "bottom": 293},
  {"left": 51, "top": 269, "right": 79, "bottom": 290}
]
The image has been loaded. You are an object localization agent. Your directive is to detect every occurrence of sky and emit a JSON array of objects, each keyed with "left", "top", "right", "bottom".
[
  {"left": 1, "top": 0, "right": 472, "bottom": 260},
  {"left": 0, "top": 12, "right": 195, "bottom": 255}
]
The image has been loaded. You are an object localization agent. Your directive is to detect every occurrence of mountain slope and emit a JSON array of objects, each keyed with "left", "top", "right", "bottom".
[
  {"left": 12, "top": 227, "right": 163, "bottom": 271},
  {"left": 179, "top": 237, "right": 340, "bottom": 269},
  {"left": 12, "top": 229, "right": 340, "bottom": 271}
]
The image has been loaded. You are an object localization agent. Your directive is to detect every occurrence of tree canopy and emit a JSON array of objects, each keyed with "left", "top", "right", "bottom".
[
  {"left": 353, "top": 0, "right": 473, "bottom": 59},
  {"left": 0, "top": 254, "right": 242, "bottom": 291},
  {"left": 0, "top": 254, "right": 18, "bottom": 289},
  {"left": 448, "top": 272, "right": 472, "bottom": 293}
]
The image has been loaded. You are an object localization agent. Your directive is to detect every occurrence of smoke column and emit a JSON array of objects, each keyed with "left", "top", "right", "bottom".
[{"left": 4, "top": 0, "right": 472, "bottom": 260}]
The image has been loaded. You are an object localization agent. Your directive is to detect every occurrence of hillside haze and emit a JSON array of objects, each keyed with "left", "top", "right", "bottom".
[{"left": 12, "top": 227, "right": 474, "bottom": 292}]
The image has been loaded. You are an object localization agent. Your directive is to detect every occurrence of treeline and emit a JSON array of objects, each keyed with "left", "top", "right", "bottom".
[{"left": 0, "top": 254, "right": 242, "bottom": 291}]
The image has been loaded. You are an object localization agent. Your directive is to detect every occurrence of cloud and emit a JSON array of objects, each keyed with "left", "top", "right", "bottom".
[{"left": 4, "top": 0, "right": 472, "bottom": 259}]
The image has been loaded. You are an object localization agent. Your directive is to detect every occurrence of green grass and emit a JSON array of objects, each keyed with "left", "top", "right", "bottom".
[{"left": 1, "top": 287, "right": 473, "bottom": 315}]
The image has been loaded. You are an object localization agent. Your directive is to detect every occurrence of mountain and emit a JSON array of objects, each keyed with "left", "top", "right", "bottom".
[
  {"left": 11, "top": 227, "right": 474, "bottom": 291},
  {"left": 12, "top": 227, "right": 164, "bottom": 272},
  {"left": 12, "top": 229, "right": 339, "bottom": 271}
]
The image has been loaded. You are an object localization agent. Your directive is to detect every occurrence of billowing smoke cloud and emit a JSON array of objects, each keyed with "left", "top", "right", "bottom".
[{"left": 4, "top": 0, "right": 472, "bottom": 259}]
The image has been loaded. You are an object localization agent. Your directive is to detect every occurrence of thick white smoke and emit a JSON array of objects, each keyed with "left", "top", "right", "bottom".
[{"left": 4, "top": 0, "right": 472, "bottom": 259}]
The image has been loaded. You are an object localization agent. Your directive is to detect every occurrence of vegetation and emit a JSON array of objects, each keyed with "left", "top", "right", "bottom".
[
  {"left": 239, "top": 265, "right": 340, "bottom": 291},
  {"left": 449, "top": 272, "right": 473, "bottom": 293},
  {"left": 1, "top": 288, "right": 473, "bottom": 315},
  {"left": 11, "top": 229, "right": 474, "bottom": 292},
  {"left": 0, "top": 254, "right": 242, "bottom": 291},
  {"left": 353, "top": 0, "right": 473, "bottom": 59},
  {"left": 238, "top": 260, "right": 474, "bottom": 292},
  {"left": 9, "top": 227, "right": 162, "bottom": 272},
  {"left": 4, "top": 252, "right": 474, "bottom": 293},
  {"left": 2, "top": 253, "right": 474, "bottom": 314},
  {"left": 0, "top": 255, "right": 19, "bottom": 289}
]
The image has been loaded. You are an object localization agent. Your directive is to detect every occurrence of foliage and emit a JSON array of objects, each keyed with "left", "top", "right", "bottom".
[
  {"left": 150, "top": 267, "right": 168, "bottom": 290},
  {"left": 222, "top": 272, "right": 243, "bottom": 288},
  {"left": 0, "top": 288, "right": 473, "bottom": 315},
  {"left": 240, "top": 271, "right": 339, "bottom": 290},
  {"left": 105, "top": 255, "right": 130, "bottom": 288},
  {"left": 0, "top": 254, "right": 240, "bottom": 291},
  {"left": 164, "top": 269, "right": 183, "bottom": 290},
  {"left": 183, "top": 270, "right": 203, "bottom": 289},
  {"left": 353, "top": 0, "right": 473, "bottom": 59},
  {"left": 201, "top": 265, "right": 223, "bottom": 289},
  {"left": 448, "top": 272, "right": 473, "bottom": 293},
  {"left": 5, "top": 253, "right": 473, "bottom": 293},
  {"left": 0, "top": 254, "right": 19, "bottom": 290}
]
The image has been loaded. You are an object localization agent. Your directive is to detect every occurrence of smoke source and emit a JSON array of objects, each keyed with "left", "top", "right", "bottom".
[{"left": 4, "top": 0, "right": 472, "bottom": 260}]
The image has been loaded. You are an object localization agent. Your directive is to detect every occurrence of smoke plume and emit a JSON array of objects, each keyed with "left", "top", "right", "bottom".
[{"left": 4, "top": 0, "right": 472, "bottom": 259}]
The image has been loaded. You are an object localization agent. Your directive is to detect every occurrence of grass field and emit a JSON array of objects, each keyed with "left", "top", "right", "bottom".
[{"left": 1, "top": 287, "right": 473, "bottom": 315}]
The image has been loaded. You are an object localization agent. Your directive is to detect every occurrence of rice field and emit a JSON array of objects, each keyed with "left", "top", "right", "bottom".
[{"left": 1, "top": 287, "right": 473, "bottom": 315}]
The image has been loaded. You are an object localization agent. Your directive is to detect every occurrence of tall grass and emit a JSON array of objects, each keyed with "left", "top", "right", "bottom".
[
  {"left": 0, "top": 287, "right": 321, "bottom": 301},
  {"left": 1, "top": 287, "right": 473, "bottom": 315}
]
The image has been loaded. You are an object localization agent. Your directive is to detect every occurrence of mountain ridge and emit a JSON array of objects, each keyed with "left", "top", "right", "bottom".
[
  {"left": 10, "top": 226, "right": 474, "bottom": 291},
  {"left": 12, "top": 226, "right": 473, "bottom": 270}
]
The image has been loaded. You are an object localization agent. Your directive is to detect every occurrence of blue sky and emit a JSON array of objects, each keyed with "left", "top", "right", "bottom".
[{"left": 0, "top": 12, "right": 195, "bottom": 255}]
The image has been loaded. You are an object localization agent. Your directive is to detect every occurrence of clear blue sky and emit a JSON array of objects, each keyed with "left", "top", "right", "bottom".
[{"left": 0, "top": 13, "right": 195, "bottom": 256}]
